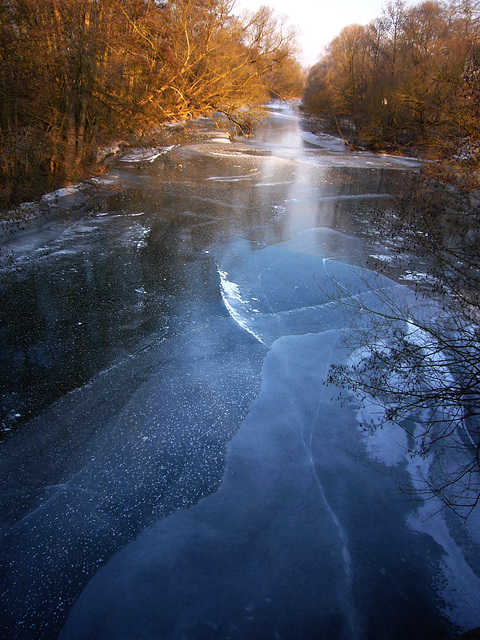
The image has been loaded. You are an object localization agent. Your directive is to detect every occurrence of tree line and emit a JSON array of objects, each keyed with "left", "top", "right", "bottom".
[
  {"left": 302, "top": 0, "right": 480, "bottom": 161},
  {"left": 0, "top": 0, "right": 303, "bottom": 209}
]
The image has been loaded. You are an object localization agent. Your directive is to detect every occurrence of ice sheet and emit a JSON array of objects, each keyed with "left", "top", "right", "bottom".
[
  {"left": 0, "top": 316, "right": 265, "bottom": 638},
  {"left": 216, "top": 237, "right": 409, "bottom": 347},
  {"left": 3, "top": 104, "right": 478, "bottom": 640},
  {"left": 299, "top": 130, "right": 421, "bottom": 168},
  {"left": 61, "top": 237, "right": 453, "bottom": 640},
  {"left": 61, "top": 332, "right": 362, "bottom": 640}
]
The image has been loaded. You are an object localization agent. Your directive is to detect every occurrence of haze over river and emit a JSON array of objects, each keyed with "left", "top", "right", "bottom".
[{"left": 1, "top": 104, "right": 479, "bottom": 640}]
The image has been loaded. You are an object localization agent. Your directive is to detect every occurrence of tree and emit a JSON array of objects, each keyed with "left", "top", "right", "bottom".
[
  {"left": 327, "top": 169, "right": 480, "bottom": 516},
  {"left": 301, "top": 0, "right": 480, "bottom": 157},
  {"left": 0, "top": 0, "right": 302, "bottom": 209}
]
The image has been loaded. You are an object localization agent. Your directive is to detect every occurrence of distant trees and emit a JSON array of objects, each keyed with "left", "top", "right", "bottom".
[
  {"left": 302, "top": 0, "right": 480, "bottom": 159},
  {"left": 0, "top": 0, "right": 303, "bottom": 208}
]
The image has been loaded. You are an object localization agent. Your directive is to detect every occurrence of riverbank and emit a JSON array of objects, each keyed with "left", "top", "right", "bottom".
[
  {"left": 299, "top": 109, "right": 425, "bottom": 158},
  {"left": 0, "top": 112, "right": 256, "bottom": 221}
]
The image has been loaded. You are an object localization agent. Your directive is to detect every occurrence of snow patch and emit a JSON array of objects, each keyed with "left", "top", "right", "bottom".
[
  {"left": 205, "top": 175, "right": 254, "bottom": 183},
  {"left": 407, "top": 450, "right": 480, "bottom": 631},
  {"left": 119, "top": 146, "right": 176, "bottom": 163},
  {"left": 41, "top": 185, "right": 79, "bottom": 202},
  {"left": 369, "top": 254, "right": 395, "bottom": 263},
  {"left": 300, "top": 131, "right": 347, "bottom": 152},
  {"left": 357, "top": 404, "right": 408, "bottom": 467}
]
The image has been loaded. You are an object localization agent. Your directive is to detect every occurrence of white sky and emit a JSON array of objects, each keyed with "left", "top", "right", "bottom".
[{"left": 235, "top": 0, "right": 415, "bottom": 68}]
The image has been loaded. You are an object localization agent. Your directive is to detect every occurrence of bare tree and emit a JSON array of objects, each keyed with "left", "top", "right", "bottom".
[
  {"left": 302, "top": 0, "right": 480, "bottom": 155},
  {"left": 327, "top": 170, "right": 480, "bottom": 516}
]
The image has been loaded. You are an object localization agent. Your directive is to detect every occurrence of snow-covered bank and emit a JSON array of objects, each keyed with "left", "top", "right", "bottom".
[{"left": 299, "top": 126, "right": 421, "bottom": 168}]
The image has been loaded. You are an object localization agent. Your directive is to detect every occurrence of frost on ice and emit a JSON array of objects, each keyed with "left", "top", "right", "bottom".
[{"left": 60, "top": 234, "right": 472, "bottom": 640}]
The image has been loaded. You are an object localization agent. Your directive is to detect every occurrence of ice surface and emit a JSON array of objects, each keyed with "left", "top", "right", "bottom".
[
  {"left": 61, "top": 237, "right": 453, "bottom": 640},
  {"left": 216, "top": 236, "right": 410, "bottom": 348},
  {"left": 61, "top": 332, "right": 361, "bottom": 640},
  {"left": 0, "top": 313, "right": 265, "bottom": 638},
  {"left": 3, "top": 104, "right": 479, "bottom": 640},
  {"left": 62, "top": 332, "right": 449, "bottom": 640},
  {"left": 408, "top": 497, "right": 480, "bottom": 630}
]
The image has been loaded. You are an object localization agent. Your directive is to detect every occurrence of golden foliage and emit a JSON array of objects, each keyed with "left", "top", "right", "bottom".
[
  {"left": 302, "top": 0, "right": 480, "bottom": 164},
  {"left": 0, "top": 0, "right": 303, "bottom": 208}
]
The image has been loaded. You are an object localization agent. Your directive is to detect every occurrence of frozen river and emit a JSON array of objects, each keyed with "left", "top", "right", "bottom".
[{"left": 1, "top": 105, "right": 479, "bottom": 639}]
